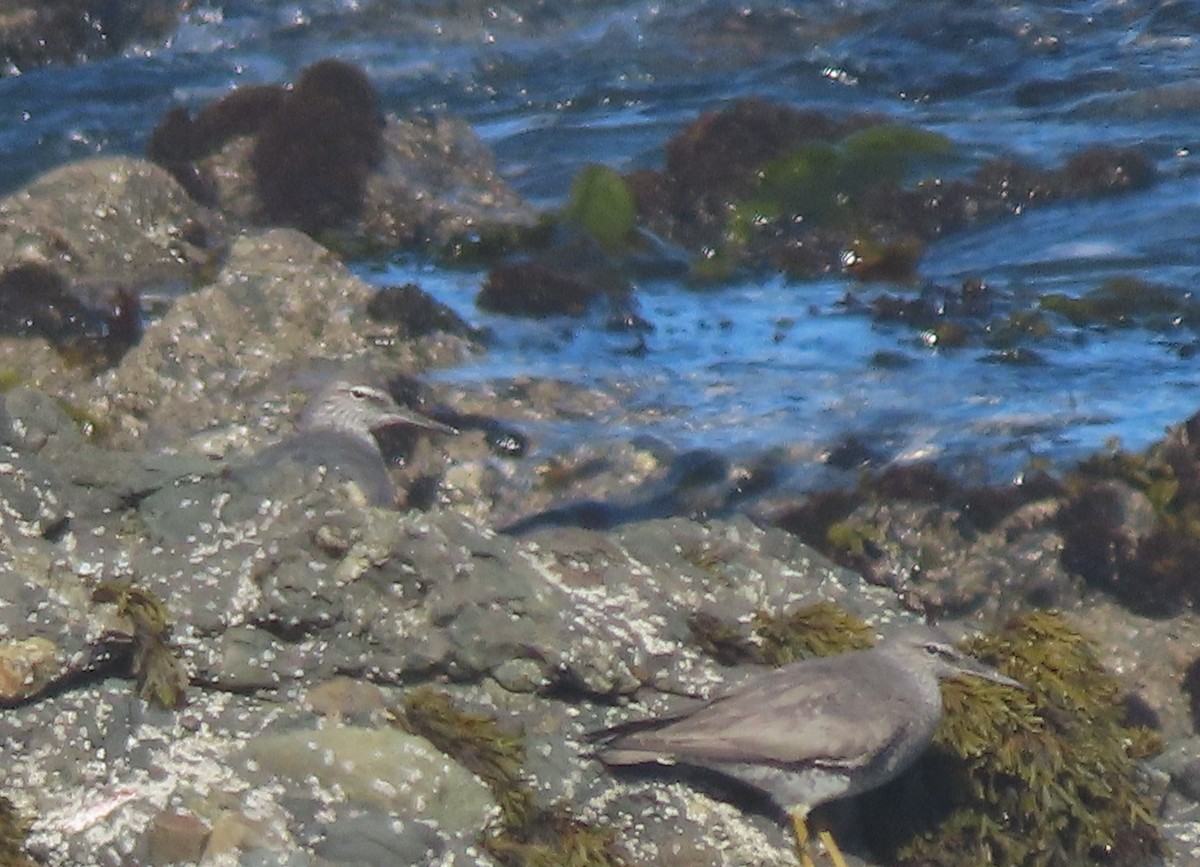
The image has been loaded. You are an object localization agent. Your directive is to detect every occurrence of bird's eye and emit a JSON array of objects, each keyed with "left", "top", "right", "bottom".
[{"left": 349, "top": 385, "right": 377, "bottom": 401}]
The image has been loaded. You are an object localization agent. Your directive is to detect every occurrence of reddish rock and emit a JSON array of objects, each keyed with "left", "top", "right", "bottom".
[
  {"left": 306, "top": 676, "right": 386, "bottom": 718},
  {"left": 146, "top": 809, "right": 209, "bottom": 865}
]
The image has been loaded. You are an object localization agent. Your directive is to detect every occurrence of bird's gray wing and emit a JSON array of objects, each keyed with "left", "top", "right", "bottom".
[
  {"left": 235, "top": 430, "right": 395, "bottom": 507},
  {"left": 603, "top": 655, "right": 906, "bottom": 768}
]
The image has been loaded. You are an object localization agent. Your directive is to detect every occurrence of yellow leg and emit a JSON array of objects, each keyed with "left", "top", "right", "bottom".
[
  {"left": 789, "top": 809, "right": 816, "bottom": 867},
  {"left": 815, "top": 827, "right": 849, "bottom": 867}
]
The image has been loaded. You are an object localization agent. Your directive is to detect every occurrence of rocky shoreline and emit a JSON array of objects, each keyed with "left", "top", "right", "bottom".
[{"left": 0, "top": 49, "right": 1197, "bottom": 867}]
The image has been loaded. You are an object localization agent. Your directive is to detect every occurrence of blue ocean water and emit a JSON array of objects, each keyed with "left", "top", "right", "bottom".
[{"left": 3, "top": 0, "right": 1200, "bottom": 479}]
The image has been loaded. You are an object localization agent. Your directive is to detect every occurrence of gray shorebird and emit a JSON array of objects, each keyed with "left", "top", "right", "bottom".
[
  {"left": 241, "top": 379, "right": 456, "bottom": 507},
  {"left": 593, "top": 623, "right": 1023, "bottom": 867}
]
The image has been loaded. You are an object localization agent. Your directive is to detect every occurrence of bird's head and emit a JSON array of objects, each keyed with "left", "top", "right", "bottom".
[{"left": 302, "top": 380, "right": 457, "bottom": 443}]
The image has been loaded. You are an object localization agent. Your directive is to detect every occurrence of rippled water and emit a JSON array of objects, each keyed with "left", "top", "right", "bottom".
[{"left": 4, "top": 0, "right": 1200, "bottom": 479}]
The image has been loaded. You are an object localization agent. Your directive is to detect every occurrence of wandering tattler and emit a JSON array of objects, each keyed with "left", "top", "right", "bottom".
[
  {"left": 594, "top": 623, "right": 1023, "bottom": 867},
  {"left": 241, "top": 379, "right": 456, "bottom": 507}
]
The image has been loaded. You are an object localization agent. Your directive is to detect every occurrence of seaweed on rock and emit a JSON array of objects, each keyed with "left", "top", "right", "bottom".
[
  {"left": 0, "top": 796, "right": 34, "bottom": 867},
  {"left": 879, "top": 611, "right": 1164, "bottom": 867},
  {"left": 92, "top": 581, "right": 188, "bottom": 710},
  {"left": 687, "top": 611, "right": 760, "bottom": 666},
  {"left": 250, "top": 59, "right": 384, "bottom": 234},
  {"left": 750, "top": 601, "right": 877, "bottom": 665},
  {"left": 565, "top": 165, "right": 637, "bottom": 251},
  {"left": 394, "top": 687, "right": 627, "bottom": 867},
  {"left": 1060, "top": 412, "right": 1200, "bottom": 615},
  {"left": 689, "top": 601, "right": 876, "bottom": 667}
]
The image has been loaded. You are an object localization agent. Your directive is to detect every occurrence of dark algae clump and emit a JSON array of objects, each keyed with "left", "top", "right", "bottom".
[
  {"left": 478, "top": 261, "right": 607, "bottom": 317},
  {"left": 149, "top": 85, "right": 287, "bottom": 203},
  {"left": 394, "top": 687, "right": 627, "bottom": 867},
  {"left": 150, "top": 58, "right": 384, "bottom": 235},
  {"left": 0, "top": 796, "right": 34, "bottom": 867},
  {"left": 0, "top": 262, "right": 143, "bottom": 370},
  {"left": 628, "top": 97, "right": 1153, "bottom": 283},
  {"left": 251, "top": 59, "right": 384, "bottom": 234},
  {"left": 1040, "top": 276, "right": 1190, "bottom": 330},
  {"left": 92, "top": 580, "right": 188, "bottom": 710}
]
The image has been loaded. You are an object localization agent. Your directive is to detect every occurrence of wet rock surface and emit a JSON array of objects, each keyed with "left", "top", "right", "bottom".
[
  {"left": 0, "top": 1, "right": 187, "bottom": 73},
  {"left": 0, "top": 156, "right": 227, "bottom": 289}
]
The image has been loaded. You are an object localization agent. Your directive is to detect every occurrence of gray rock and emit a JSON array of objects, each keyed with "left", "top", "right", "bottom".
[
  {"left": 0, "top": 385, "right": 212, "bottom": 525},
  {"left": 831, "top": 496, "right": 1072, "bottom": 620},
  {"left": 86, "top": 228, "right": 470, "bottom": 453},
  {"left": 244, "top": 726, "right": 496, "bottom": 835},
  {"left": 212, "top": 625, "right": 299, "bottom": 692},
  {"left": 0, "top": 156, "right": 226, "bottom": 288},
  {"left": 361, "top": 115, "right": 540, "bottom": 247},
  {"left": 313, "top": 813, "right": 445, "bottom": 866},
  {"left": 1176, "top": 759, "right": 1200, "bottom": 804},
  {"left": 240, "top": 854, "right": 315, "bottom": 867}
]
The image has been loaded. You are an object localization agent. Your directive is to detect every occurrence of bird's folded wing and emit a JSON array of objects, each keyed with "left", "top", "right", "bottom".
[
  {"left": 605, "top": 660, "right": 906, "bottom": 767},
  {"left": 235, "top": 430, "right": 395, "bottom": 507}
]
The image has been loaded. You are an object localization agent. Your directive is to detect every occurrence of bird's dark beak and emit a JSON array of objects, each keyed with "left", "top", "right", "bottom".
[
  {"left": 956, "top": 657, "right": 1026, "bottom": 691},
  {"left": 376, "top": 409, "right": 459, "bottom": 435}
]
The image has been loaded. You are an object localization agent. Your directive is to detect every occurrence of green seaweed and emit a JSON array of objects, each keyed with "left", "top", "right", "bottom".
[
  {"left": 55, "top": 398, "right": 108, "bottom": 440},
  {"left": 396, "top": 686, "right": 532, "bottom": 828},
  {"left": 688, "top": 241, "right": 741, "bottom": 284},
  {"left": 395, "top": 687, "right": 628, "bottom": 867},
  {"left": 982, "top": 310, "right": 1054, "bottom": 350},
  {"left": 677, "top": 541, "right": 738, "bottom": 582},
  {"left": 1074, "top": 444, "right": 1178, "bottom": 518},
  {"left": 0, "top": 796, "right": 33, "bottom": 867},
  {"left": 884, "top": 611, "right": 1164, "bottom": 867},
  {"left": 564, "top": 164, "right": 637, "bottom": 250},
  {"left": 484, "top": 810, "right": 626, "bottom": 867},
  {"left": 751, "top": 601, "right": 876, "bottom": 665},
  {"left": 690, "top": 602, "right": 876, "bottom": 668},
  {"left": 754, "top": 142, "right": 842, "bottom": 224},
  {"left": 840, "top": 123, "right": 952, "bottom": 186},
  {"left": 1040, "top": 276, "right": 1186, "bottom": 329},
  {"left": 747, "top": 123, "right": 952, "bottom": 229},
  {"left": 843, "top": 236, "right": 925, "bottom": 283},
  {"left": 825, "top": 519, "right": 875, "bottom": 558},
  {"left": 769, "top": 488, "right": 868, "bottom": 568},
  {"left": 925, "top": 321, "right": 970, "bottom": 348},
  {"left": 92, "top": 580, "right": 188, "bottom": 709},
  {"left": 695, "top": 120, "right": 958, "bottom": 280},
  {"left": 440, "top": 218, "right": 556, "bottom": 264}
]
